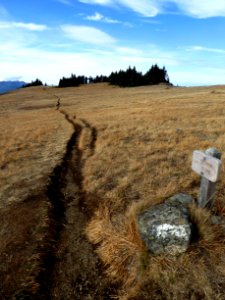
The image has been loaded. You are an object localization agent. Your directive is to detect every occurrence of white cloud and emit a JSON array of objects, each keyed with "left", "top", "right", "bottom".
[
  {"left": 117, "top": 0, "right": 159, "bottom": 17},
  {"left": 0, "top": 43, "right": 115, "bottom": 84},
  {"left": 86, "top": 12, "right": 120, "bottom": 23},
  {"left": 188, "top": 46, "right": 225, "bottom": 54},
  {"left": 2, "top": 36, "right": 225, "bottom": 87},
  {"left": 61, "top": 25, "right": 116, "bottom": 45},
  {"left": 1, "top": 12, "right": 225, "bottom": 87},
  {"left": 5, "top": 76, "right": 23, "bottom": 81},
  {"left": 80, "top": 0, "right": 112, "bottom": 4},
  {"left": 0, "top": 33, "right": 178, "bottom": 85},
  {"left": 172, "top": 0, "right": 225, "bottom": 18},
  {"left": 79, "top": 0, "right": 159, "bottom": 17},
  {"left": 115, "top": 46, "right": 142, "bottom": 55},
  {"left": 86, "top": 12, "right": 103, "bottom": 21},
  {"left": 120, "top": 53, "right": 178, "bottom": 68},
  {"left": 79, "top": 0, "right": 225, "bottom": 18},
  {"left": 0, "top": 21, "right": 48, "bottom": 31}
]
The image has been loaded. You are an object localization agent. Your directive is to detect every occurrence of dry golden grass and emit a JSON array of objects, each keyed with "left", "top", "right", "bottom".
[
  {"left": 0, "top": 86, "right": 73, "bottom": 208},
  {"left": 1, "top": 83, "right": 225, "bottom": 298},
  {"left": 0, "top": 87, "right": 73, "bottom": 297}
]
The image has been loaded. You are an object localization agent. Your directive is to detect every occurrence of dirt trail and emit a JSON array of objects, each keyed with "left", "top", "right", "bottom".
[{"left": 37, "top": 95, "right": 116, "bottom": 299}]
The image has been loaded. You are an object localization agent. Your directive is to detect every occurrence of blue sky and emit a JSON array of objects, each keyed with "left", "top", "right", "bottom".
[{"left": 1, "top": 0, "right": 225, "bottom": 86}]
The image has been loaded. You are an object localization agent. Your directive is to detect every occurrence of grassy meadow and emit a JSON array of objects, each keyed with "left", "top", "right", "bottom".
[{"left": 1, "top": 83, "right": 225, "bottom": 299}]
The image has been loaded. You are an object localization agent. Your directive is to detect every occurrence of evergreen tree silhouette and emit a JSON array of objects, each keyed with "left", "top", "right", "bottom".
[
  {"left": 144, "top": 65, "right": 169, "bottom": 85},
  {"left": 23, "top": 79, "right": 43, "bottom": 88},
  {"left": 109, "top": 65, "right": 170, "bottom": 87},
  {"left": 58, "top": 74, "right": 88, "bottom": 87}
]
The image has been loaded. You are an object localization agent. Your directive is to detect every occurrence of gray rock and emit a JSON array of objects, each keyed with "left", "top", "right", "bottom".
[{"left": 138, "top": 193, "right": 195, "bottom": 255}]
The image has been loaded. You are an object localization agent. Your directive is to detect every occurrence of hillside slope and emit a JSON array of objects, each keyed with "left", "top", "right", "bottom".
[{"left": 1, "top": 84, "right": 225, "bottom": 299}]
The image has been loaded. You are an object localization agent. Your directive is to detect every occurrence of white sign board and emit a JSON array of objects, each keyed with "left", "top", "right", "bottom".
[{"left": 192, "top": 150, "right": 221, "bottom": 182}]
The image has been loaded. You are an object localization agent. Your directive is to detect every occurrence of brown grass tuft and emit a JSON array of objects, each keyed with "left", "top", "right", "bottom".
[
  {"left": 87, "top": 197, "right": 225, "bottom": 300},
  {"left": 86, "top": 203, "right": 145, "bottom": 288}
]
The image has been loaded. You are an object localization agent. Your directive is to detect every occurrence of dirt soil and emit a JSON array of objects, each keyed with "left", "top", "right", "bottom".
[{"left": 41, "top": 109, "right": 116, "bottom": 299}]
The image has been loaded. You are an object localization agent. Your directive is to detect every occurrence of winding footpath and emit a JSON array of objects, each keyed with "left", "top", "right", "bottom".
[{"left": 37, "top": 93, "right": 115, "bottom": 299}]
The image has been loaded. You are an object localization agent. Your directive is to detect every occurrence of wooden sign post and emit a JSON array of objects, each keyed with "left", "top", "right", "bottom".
[{"left": 192, "top": 148, "right": 222, "bottom": 208}]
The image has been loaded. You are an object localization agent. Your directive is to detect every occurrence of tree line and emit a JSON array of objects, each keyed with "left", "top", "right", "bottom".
[
  {"left": 22, "top": 64, "right": 171, "bottom": 88},
  {"left": 108, "top": 65, "right": 169, "bottom": 87},
  {"left": 58, "top": 74, "right": 89, "bottom": 87},
  {"left": 58, "top": 64, "right": 170, "bottom": 88},
  {"left": 22, "top": 78, "right": 44, "bottom": 88}
]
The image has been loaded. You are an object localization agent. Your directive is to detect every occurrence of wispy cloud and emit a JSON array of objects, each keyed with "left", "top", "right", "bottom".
[
  {"left": 79, "top": 0, "right": 159, "bottom": 17},
  {"left": 188, "top": 45, "right": 225, "bottom": 54},
  {"left": 55, "top": 0, "right": 73, "bottom": 6},
  {"left": 61, "top": 25, "right": 116, "bottom": 45},
  {"left": 172, "top": 0, "right": 225, "bottom": 18},
  {"left": 85, "top": 12, "right": 120, "bottom": 23},
  {"left": 0, "top": 21, "right": 48, "bottom": 31},
  {"left": 1, "top": 30, "right": 224, "bottom": 87},
  {"left": 0, "top": 39, "right": 179, "bottom": 85},
  {"left": 79, "top": 0, "right": 225, "bottom": 18},
  {"left": 118, "top": 0, "right": 159, "bottom": 17},
  {"left": 80, "top": 0, "right": 112, "bottom": 5},
  {"left": 86, "top": 12, "right": 103, "bottom": 21}
]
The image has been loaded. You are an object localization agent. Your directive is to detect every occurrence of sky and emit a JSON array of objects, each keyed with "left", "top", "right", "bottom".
[{"left": 1, "top": 1, "right": 225, "bottom": 86}]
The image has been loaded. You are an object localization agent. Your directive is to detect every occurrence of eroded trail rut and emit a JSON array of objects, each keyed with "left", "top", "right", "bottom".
[{"left": 38, "top": 96, "right": 115, "bottom": 299}]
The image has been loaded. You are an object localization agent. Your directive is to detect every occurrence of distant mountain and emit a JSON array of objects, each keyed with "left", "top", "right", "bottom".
[{"left": 0, "top": 81, "right": 27, "bottom": 94}]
